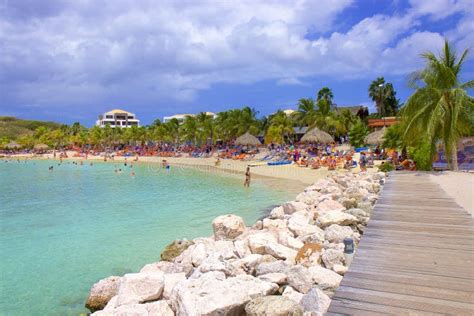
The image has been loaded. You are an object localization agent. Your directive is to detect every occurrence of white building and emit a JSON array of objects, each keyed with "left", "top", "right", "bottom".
[
  {"left": 163, "top": 112, "right": 217, "bottom": 124},
  {"left": 96, "top": 109, "right": 140, "bottom": 128}
]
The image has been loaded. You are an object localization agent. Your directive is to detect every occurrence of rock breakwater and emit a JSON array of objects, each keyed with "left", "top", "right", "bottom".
[{"left": 87, "top": 171, "right": 386, "bottom": 315}]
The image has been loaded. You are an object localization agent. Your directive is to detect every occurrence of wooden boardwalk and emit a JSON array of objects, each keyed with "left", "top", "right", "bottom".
[{"left": 327, "top": 172, "right": 474, "bottom": 315}]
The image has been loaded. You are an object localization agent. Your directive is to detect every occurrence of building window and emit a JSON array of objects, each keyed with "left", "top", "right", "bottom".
[{"left": 106, "top": 115, "right": 113, "bottom": 119}]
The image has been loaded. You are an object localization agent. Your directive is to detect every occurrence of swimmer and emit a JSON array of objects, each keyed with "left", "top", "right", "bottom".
[
  {"left": 131, "top": 171, "right": 136, "bottom": 176},
  {"left": 244, "top": 166, "right": 251, "bottom": 187},
  {"left": 90, "top": 162, "right": 93, "bottom": 166}
]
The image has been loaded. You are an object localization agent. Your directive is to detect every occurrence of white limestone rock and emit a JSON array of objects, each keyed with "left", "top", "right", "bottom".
[
  {"left": 262, "top": 218, "right": 287, "bottom": 230},
  {"left": 115, "top": 272, "right": 165, "bottom": 306},
  {"left": 212, "top": 214, "right": 246, "bottom": 241},
  {"left": 324, "top": 224, "right": 357, "bottom": 243},
  {"left": 316, "top": 199, "right": 345, "bottom": 213},
  {"left": 344, "top": 208, "right": 369, "bottom": 224},
  {"left": 286, "top": 265, "right": 313, "bottom": 294},
  {"left": 282, "top": 201, "right": 308, "bottom": 215},
  {"left": 170, "top": 272, "right": 278, "bottom": 316},
  {"left": 92, "top": 300, "right": 174, "bottom": 316},
  {"left": 300, "top": 287, "right": 331, "bottom": 315},
  {"left": 245, "top": 295, "right": 303, "bottom": 316},
  {"left": 234, "top": 239, "right": 251, "bottom": 258},
  {"left": 317, "top": 211, "right": 357, "bottom": 227},
  {"left": 258, "top": 272, "right": 288, "bottom": 285},
  {"left": 270, "top": 206, "right": 285, "bottom": 219},
  {"left": 265, "top": 242, "right": 297, "bottom": 261},
  {"left": 282, "top": 286, "right": 304, "bottom": 304},
  {"left": 296, "top": 191, "right": 322, "bottom": 205},
  {"left": 322, "top": 248, "right": 345, "bottom": 270},
  {"left": 256, "top": 260, "right": 289, "bottom": 276},
  {"left": 308, "top": 266, "right": 343, "bottom": 290},
  {"left": 278, "top": 230, "right": 304, "bottom": 250},
  {"left": 162, "top": 272, "right": 186, "bottom": 300},
  {"left": 140, "top": 261, "right": 184, "bottom": 275},
  {"left": 288, "top": 211, "right": 318, "bottom": 237},
  {"left": 86, "top": 276, "right": 121, "bottom": 312},
  {"left": 248, "top": 232, "right": 278, "bottom": 254}
]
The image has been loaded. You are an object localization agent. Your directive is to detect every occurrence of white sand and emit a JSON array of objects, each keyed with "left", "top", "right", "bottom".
[{"left": 430, "top": 172, "right": 474, "bottom": 215}]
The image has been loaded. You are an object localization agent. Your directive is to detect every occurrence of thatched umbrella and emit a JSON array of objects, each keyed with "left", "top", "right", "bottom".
[
  {"left": 364, "top": 128, "right": 386, "bottom": 145},
  {"left": 300, "top": 128, "right": 334, "bottom": 144},
  {"left": 6, "top": 141, "right": 21, "bottom": 149},
  {"left": 235, "top": 132, "right": 261, "bottom": 146},
  {"left": 34, "top": 143, "right": 49, "bottom": 151}
]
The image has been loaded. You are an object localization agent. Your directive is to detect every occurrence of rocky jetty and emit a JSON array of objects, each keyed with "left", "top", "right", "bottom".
[{"left": 86, "top": 172, "right": 386, "bottom": 315}]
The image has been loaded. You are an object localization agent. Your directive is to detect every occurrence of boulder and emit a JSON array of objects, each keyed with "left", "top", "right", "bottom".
[
  {"left": 322, "top": 248, "right": 345, "bottom": 270},
  {"left": 161, "top": 239, "right": 194, "bottom": 262},
  {"left": 269, "top": 206, "right": 285, "bottom": 219},
  {"left": 163, "top": 272, "right": 186, "bottom": 300},
  {"left": 282, "top": 201, "right": 308, "bottom": 215},
  {"left": 198, "top": 254, "right": 232, "bottom": 275},
  {"left": 288, "top": 211, "right": 318, "bottom": 237},
  {"left": 92, "top": 300, "right": 174, "bottom": 316},
  {"left": 245, "top": 296, "right": 303, "bottom": 316},
  {"left": 333, "top": 264, "right": 348, "bottom": 275},
  {"left": 278, "top": 230, "right": 304, "bottom": 250},
  {"left": 190, "top": 243, "right": 207, "bottom": 267},
  {"left": 265, "top": 242, "right": 297, "bottom": 261},
  {"left": 234, "top": 239, "right": 251, "bottom": 258},
  {"left": 282, "top": 286, "right": 304, "bottom": 304},
  {"left": 366, "top": 182, "right": 381, "bottom": 194},
  {"left": 295, "top": 191, "right": 322, "bottom": 205},
  {"left": 115, "top": 272, "right": 165, "bottom": 306},
  {"left": 248, "top": 232, "right": 278, "bottom": 254},
  {"left": 256, "top": 260, "right": 288, "bottom": 276},
  {"left": 258, "top": 273, "right": 288, "bottom": 285},
  {"left": 85, "top": 276, "right": 121, "bottom": 312},
  {"left": 316, "top": 199, "right": 345, "bottom": 213},
  {"left": 344, "top": 208, "right": 369, "bottom": 224},
  {"left": 324, "top": 224, "right": 356, "bottom": 243},
  {"left": 308, "top": 266, "right": 343, "bottom": 290},
  {"left": 344, "top": 186, "right": 367, "bottom": 202},
  {"left": 300, "top": 287, "right": 331, "bottom": 315},
  {"left": 170, "top": 272, "right": 278, "bottom": 315},
  {"left": 262, "top": 218, "right": 287, "bottom": 230},
  {"left": 339, "top": 197, "right": 357, "bottom": 210},
  {"left": 286, "top": 265, "right": 313, "bottom": 294},
  {"left": 140, "top": 261, "right": 184, "bottom": 274},
  {"left": 317, "top": 211, "right": 357, "bottom": 227},
  {"left": 357, "top": 201, "right": 373, "bottom": 214},
  {"left": 212, "top": 214, "right": 246, "bottom": 241},
  {"left": 298, "top": 229, "right": 325, "bottom": 244}
]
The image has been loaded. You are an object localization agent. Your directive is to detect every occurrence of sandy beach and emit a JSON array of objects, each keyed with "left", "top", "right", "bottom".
[{"left": 430, "top": 171, "right": 474, "bottom": 215}]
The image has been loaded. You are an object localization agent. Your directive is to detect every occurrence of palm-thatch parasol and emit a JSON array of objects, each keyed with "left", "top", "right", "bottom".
[
  {"left": 6, "top": 141, "right": 21, "bottom": 149},
  {"left": 235, "top": 132, "right": 261, "bottom": 146},
  {"left": 34, "top": 143, "right": 49, "bottom": 151},
  {"left": 300, "top": 128, "right": 334, "bottom": 144},
  {"left": 364, "top": 127, "right": 386, "bottom": 145}
]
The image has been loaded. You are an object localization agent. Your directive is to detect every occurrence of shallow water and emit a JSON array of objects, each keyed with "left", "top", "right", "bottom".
[{"left": 0, "top": 159, "right": 297, "bottom": 315}]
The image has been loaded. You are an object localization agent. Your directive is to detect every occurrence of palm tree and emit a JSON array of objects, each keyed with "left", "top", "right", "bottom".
[
  {"left": 181, "top": 115, "right": 199, "bottom": 145},
  {"left": 317, "top": 87, "right": 334, "bottom": 103},
  {"left": 401, "top": 40, "right": 473, "bottom": 170},
  {"left": 295, "top": 98, "right": 317, "bottom": 127},
  {"left": 265, "top": 110, "right": 294, "bottom": 144},
  {"left": 196, "top": 112, "right": 215, "bottom": 145},
  {"left": 368, "top": 77, "right": 397, "bottom": 116},
  {"left": 348, "top": 119, "right": 368, "bottom": 147}
]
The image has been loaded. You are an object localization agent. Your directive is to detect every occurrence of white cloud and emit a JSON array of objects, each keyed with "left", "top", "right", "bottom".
[{"left": 0, "top": 0, "right": 471, "bottom": 118}]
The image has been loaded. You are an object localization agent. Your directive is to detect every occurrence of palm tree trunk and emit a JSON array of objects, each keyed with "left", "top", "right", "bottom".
[{"left": 451, "top": 142, "right": 458, "bottom": 171}]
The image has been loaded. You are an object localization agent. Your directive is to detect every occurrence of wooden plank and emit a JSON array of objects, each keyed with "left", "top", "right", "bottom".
[{"left": 328, "top": 172, "right": 474, "bottom": 315}]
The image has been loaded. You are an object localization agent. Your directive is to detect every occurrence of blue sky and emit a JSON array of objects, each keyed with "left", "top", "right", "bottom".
[{"left": 1, "top": 0, "right": 472, "bottom": 126}]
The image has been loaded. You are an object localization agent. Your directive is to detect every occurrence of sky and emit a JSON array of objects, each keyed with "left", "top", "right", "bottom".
[{"left": 1, "top": 0, "right": 473, "bottom": 126}]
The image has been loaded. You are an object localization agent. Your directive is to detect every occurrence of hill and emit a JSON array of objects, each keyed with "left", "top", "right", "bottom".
[{"left": 0, "top": 116, "right": 62, "bottom": 140}]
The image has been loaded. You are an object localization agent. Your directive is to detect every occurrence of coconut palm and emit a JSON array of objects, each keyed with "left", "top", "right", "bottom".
[
  {"left": 368, "top": 77, "right": 398, "bottom": 116},
  {"left": 196, "top": 112, "right": 215, "bottom": 145},
  {"left": 295, "top": 98, "right": 317, "bottom": 127},
  {"left": 401, "top": 40, "right": 473, "bottom": 170},
  {"left": 265, "top": 110, "right": 294, "bottom": 144},
  {"left": 317, "top": 87, "right": 334, "bottom": 103},
  {"left": 181, "top": 115, "right": 199, "bottom": 145},
  {"left": 348, "top": 119, "right": 368, "bottom": 147}
]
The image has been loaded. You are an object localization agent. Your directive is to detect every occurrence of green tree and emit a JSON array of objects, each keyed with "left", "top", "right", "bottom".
[
  {"left": 401, "top": 40, "right": 473, "bottom": 170},
  {"left": 180, "top": 115, "right": 199, "bottom": 145},
  {"left": 348, "top": 120, "right": 368, "bottom": 147},
  {"left": 317, "top": 87, "right": 334, "bottom": 103},
  {"left": 368, "top": 77, "right": 399, "bottom": 116},
  {"left": 264, "top": 110, "right": 294, "bottom": 144},
  {"left": 295, "top": 98, "right": 317, "bottom": 127}
]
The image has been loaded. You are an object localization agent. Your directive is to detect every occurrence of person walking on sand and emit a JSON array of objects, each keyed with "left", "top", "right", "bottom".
[{"left": 244, "top": 166, "right": 251, "bottom": 187}]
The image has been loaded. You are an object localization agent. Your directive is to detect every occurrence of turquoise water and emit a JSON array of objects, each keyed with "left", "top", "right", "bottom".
[{"left": 0, "top": 159, "right": 296, "bottom": 315}]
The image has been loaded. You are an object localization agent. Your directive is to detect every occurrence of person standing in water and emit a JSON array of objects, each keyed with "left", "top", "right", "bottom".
[{"left": 244, "top": 166, "right": 251, "bottom": 187}]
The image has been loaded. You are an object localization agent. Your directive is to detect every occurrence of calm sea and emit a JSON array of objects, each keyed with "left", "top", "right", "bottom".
[{"left": 0, "top": 159, "right": 296, "bottom": 315}]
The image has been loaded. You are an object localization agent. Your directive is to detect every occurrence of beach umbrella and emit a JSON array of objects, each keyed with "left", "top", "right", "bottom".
[
  {"left": 235, "top": 132, "right": 261, "bottom": 146},
  {"left": 300, "top": 128, "right": 334, "bottom": 144},
  {"left": 5, "top": 141, "right": 21, "bottom": 149},
  {"left": 34, "top": 143, "right": 49, "bottom": 150},
  {"left": 364, "top": 127, "right": 386, "bottom": 145}
]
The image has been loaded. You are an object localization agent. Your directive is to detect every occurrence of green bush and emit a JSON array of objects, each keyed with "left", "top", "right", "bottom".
[
  {"left": 378, "top": 162, "right": 394, "bottom": 172},
  {"left": 408, "top": 141, "right": 434, "bottom": 171},
  {"left": 348, "top": 120, "right": 368, "bottom": 147}
]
